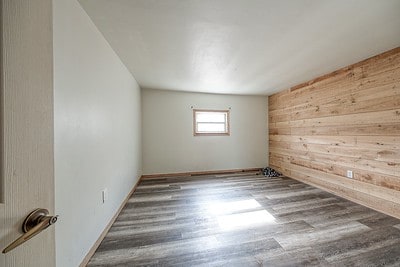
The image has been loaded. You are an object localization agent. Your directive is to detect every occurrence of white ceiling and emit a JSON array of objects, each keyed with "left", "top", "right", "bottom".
[{"left": 79, "top": 0, "right": 400, "bottom": 95}]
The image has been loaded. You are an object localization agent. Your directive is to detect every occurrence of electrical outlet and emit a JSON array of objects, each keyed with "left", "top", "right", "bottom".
[
  {"left": 102, "top": 188, "right": 108, "bottom": 203},
  {"left": 346, "top": 170, "right": 353, "bottom": 179}
]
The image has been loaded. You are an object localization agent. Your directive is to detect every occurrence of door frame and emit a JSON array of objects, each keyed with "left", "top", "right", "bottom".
[{"left": 0, "top": 0, "right": 4, "bottom": 204}]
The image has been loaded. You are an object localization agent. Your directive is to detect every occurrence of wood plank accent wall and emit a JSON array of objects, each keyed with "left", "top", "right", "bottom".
[{"left": 268, "top": 47, "right": 400, "bottom": 219}]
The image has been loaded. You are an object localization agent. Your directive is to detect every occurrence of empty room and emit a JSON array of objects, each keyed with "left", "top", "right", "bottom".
[{"left": 0, "top": 0, "right": 400, "bottom": 267}]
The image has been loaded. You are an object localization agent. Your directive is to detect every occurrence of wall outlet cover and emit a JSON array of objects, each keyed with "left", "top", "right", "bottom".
[
  {"left": 102, "top": 188, "right": 108, "bottom": 203},
  {"left": 346, "top": 170, "right": 353, "bottom": 179}
]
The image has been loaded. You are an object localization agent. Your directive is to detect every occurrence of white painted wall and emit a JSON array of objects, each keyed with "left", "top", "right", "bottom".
[
  {"left": 53, "top": 1, "right": 142, "bottom": 266},
  {"left": 142, "top": 89, "right": 268, "bottom": 174}
]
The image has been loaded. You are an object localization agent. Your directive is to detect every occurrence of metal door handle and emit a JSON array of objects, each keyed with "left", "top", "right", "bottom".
[{"left": 2, "top": 208, "right": 58, "bottom": 253}]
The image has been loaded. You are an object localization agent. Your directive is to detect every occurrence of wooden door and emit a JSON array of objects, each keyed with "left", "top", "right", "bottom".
[{"left": 0, "top": 1, "right": 56, "bottom": 266}]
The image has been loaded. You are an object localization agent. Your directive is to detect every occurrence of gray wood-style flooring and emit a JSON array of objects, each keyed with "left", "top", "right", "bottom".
[{"left": 87, "top": 173, "right": 400, "bottom": 267}]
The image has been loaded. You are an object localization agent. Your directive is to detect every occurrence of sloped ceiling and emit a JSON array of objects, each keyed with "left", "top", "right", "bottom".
[{"left": 79, "top": 0, "right": 400, "bottom": 95}]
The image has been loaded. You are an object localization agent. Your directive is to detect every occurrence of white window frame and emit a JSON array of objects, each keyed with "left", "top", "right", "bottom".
[{"left": 193, "top": 109, "right": 230, "bottom": 136}]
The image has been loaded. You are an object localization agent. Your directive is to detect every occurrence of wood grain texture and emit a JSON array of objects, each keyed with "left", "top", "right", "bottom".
[
  {"left": 0, "top": 0, "right": 55, "bottom": 266},
  {"left": 87, "top": 173, "right": 400, "bottom": 266},
  {"left": 141, "top": 168, "right": 261, "bottom": 179},
  {"left": 269, "top": 47, "right": 400, "bottom": 220}
]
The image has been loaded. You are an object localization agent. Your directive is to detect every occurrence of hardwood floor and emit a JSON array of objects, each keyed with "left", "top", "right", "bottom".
[{"left": 87, "top": 173, "right": 400, "bottom": 266}]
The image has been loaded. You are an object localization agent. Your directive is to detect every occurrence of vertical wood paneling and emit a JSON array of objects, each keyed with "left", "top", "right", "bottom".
[{"left": 269, "top": 47, "right": 400, "bottom": 219}]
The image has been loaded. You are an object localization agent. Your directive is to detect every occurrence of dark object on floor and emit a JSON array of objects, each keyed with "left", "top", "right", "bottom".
[{"left": 262, "top": 167, "right": 282, "bottom": 177}]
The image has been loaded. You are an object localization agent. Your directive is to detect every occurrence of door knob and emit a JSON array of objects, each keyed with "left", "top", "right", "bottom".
[{"left": 2, "top": 208, "right": 58, "bottom": 253}]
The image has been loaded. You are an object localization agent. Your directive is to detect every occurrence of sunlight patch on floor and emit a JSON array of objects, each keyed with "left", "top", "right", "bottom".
[
  {"left": 206, "top": 199, "right": 276, "bottom": 231},
  {"left": 207, "top": 199, "right": 261, "bottom": 214},
  {"left": 217, "top": 210, "right": 276, "bottom": 231}
]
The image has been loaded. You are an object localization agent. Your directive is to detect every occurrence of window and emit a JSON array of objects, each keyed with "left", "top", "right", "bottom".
[{"left": 193, "top": 109, "right": 230, "bottom": 136}]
